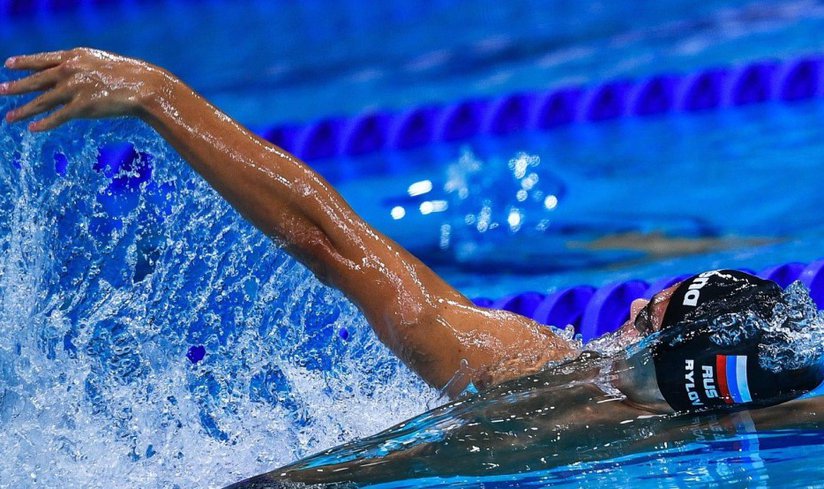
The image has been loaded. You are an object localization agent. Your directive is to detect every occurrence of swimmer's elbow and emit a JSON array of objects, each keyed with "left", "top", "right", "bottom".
[{"left": 277, "top": 222, "right": 349, "bottom": 288}]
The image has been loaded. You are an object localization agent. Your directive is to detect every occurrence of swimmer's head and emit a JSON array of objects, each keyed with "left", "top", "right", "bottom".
[{"left": 649, "top": 270, "right": 824, "bottom": 413}]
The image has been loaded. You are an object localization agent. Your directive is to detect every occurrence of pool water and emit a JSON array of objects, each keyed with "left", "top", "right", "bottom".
[
  {"left": 2, "top": 0, "right": 824, "bottom": 488},
  {"left": 353, "top": 430, "right": 824, "bottom": 488}
]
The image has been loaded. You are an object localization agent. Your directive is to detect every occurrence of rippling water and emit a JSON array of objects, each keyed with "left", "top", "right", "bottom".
[{"left": 0, "top": 100, "right": 439, "bottom": 487}]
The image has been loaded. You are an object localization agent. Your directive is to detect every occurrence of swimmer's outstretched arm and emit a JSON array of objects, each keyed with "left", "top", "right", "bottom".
[{"left": 0, "top": 48, "right": 579, "bottom": 396}]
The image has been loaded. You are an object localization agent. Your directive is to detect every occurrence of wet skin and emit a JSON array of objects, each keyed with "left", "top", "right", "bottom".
[{"left": 223, "top": 284, "right": 690, "bottom": 487}]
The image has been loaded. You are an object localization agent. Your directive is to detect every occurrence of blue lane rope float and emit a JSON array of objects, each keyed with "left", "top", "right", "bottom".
[
  {"left": 4, "top": 50, "right": 823, "bottom": 356},
  {"left": 532, "top": 285, "right": 595, "bottom": 330},
  {"left": 642, "top": 275, "right": 688, "bottom": 300},
  {"left": 186, "top": 344, "right": 206, "bottom": 364},
  {"left": 633, "top": 75, "right": 679, "bottom": 116},
  {"left": 474, "top": 260, "right": 824, "bottom": 342},
  {"left": 252, "top": 55, "right": 824, "bottom": 161},
  {"left": 342, "top": 111, "right": 391, "bottom": 156},
  {"left": 0, "top": 0, "right": 448, "bottom": 17},
  {"left": 388, "top": 105, "right": 439, "bottom": 150},
  {"left": 579, "top": 279, "right": 649, "bottom": 340}
]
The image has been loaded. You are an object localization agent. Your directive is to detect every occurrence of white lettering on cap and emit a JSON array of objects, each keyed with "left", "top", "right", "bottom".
[
  {"left": 685, "top": 359, "right": 703, "bottom": 406},
  {"left": 682, "top": 271, "right": 715, "bottom": 307},
  {"left": 703, "top": 365, "right": 718, "bottom": 399}
]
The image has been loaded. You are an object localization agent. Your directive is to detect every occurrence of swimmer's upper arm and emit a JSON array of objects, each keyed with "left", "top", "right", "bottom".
[
  {"left": 404, "top": 293, "right": 580, "bottom": 396},
  {"left": 308, "top": 212, "right": 578, "bottom": 395}
]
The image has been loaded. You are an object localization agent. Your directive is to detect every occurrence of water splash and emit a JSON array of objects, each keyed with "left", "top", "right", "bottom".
[
  {"left": 639, "top": 279, "right": 824, "bottom": 376},
  {"left": 759, "top": 281, "right": 824, "bottom": 372},
  {"left": 0, "top": 102, "right": 437, "bottom": 487},
  {"left": 699, "top": 280, "right": 824, "bottom": 373}
]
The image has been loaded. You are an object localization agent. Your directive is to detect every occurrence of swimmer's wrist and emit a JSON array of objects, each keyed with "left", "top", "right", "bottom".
[{"left": 135, "top": 68, "right": 185, "bottom": 121}]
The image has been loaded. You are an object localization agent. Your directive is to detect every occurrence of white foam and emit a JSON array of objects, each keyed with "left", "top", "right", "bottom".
[{"left": 0, "top": 110, "right": 438, "bottom": 488}]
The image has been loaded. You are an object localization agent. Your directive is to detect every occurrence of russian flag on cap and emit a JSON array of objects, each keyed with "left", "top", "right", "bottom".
[{"left": 716, "top": 355, "right": 753, "bottom": 404}]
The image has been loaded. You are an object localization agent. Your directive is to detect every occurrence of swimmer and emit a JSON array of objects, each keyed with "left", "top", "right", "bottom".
[{"left": 2, "top": 49, "right": 823, "bottom": 487}]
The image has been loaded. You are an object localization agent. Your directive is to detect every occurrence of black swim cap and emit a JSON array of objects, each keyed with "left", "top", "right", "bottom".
[{"left": 652, "top": 269, "right": 824, "bottom": 413}]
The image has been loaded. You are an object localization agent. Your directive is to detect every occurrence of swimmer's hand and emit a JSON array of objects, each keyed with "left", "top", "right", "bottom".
[{"left": 1, "top": 48, "right": 170, "bottom": 131}]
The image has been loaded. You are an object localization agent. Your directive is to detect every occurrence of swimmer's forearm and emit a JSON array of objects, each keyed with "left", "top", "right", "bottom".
[
  {"left": 136, "top": 74, "right": 448, "bottom": 340},
  {"left": 138, "top": 74, "right": 309, "bottom": 235},
  {"left": 137, "top": 72, "right": 375, "bottom": 286}
]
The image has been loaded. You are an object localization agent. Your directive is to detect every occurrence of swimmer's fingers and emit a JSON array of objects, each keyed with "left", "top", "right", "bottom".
[
  {"left": 4, "top": 51, "right": 67, "bottom": 71},
  {"left": 5, "top": 86, "right": 72, "bottom": 124},
  {"left": 0, "top": 67, "right": 62, "bottom": 97},
  {"left": 28, "top": 102, "right": 77, "bottom": 132}
]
